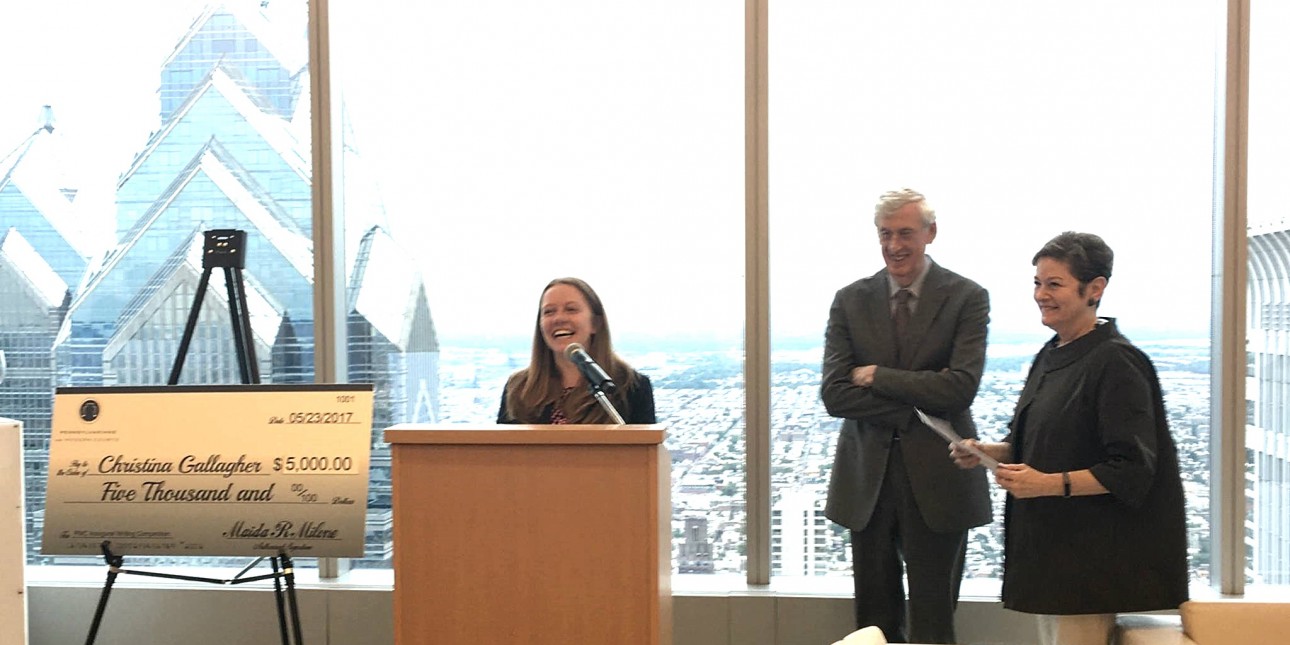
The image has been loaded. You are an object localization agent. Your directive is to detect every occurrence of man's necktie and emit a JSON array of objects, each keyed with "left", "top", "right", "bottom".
[{"left": 893, "top": 288, "right": 913, "bottom": 363}]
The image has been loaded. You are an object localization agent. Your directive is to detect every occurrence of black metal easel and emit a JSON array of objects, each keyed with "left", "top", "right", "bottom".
[{"left": 84, "top": 229, "right": 304, "bottom": 645}]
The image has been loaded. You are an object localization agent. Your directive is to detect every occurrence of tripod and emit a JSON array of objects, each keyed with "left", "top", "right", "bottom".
[
  {"left": 85, "top": 229, "right": 304, "bottom": 645},
  {"left": 169, "top": 229, "right": 259, "bottom": 386}
]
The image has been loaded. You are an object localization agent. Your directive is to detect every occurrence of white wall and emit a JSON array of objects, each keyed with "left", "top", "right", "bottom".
[
  {"left": 2, "top": 419, "right": 29, "bottom": 645},
  {"left": 27, "top": 582, "right": 1043, "bottom": 645}
]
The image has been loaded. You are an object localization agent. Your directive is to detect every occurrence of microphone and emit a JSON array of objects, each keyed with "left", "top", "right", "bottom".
[{"left": 563, "top": 343, "right": 617, "bottom": 394}]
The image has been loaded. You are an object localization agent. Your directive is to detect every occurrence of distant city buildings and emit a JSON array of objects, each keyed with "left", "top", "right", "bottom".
[
  {"left": 771, "top": 489, "right": 836, "bottom": 576},
  {"left": 678, "top": 517, "right": 714, "bottom": 574},
  {"left": 436, "top": 344, "right": 1213, "bottom": 579}
]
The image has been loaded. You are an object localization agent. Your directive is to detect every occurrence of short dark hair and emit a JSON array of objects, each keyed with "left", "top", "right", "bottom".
[{"left": 1032, "top": 231, "right": 1114, "bottom": 285}]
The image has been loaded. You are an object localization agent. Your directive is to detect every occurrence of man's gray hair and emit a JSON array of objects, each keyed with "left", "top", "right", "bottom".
[{"left": 873, "top": 188, "right": 936, "bottom": 227}]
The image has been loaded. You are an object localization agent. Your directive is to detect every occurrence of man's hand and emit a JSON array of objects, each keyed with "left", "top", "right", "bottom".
[
  {"left": 850, "top": 365, "right": 877, "bottom": 387},
  {"left": 949, "top": 439, "right": 982, "bottom": 469}
]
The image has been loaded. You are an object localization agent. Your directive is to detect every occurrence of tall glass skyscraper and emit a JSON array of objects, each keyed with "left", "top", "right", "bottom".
[
  {"left": 0, "top": 1, "right": 438, "bottom": 565},
  {"left": 1246, "top": 225, "right": 1290, "bottom": 584},
  {"left": 0, "top": 227, "right": 69, "bottom": 557}
]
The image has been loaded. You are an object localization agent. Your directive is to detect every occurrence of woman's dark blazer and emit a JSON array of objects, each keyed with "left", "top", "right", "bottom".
[{"left": 497, "top": 370, "right": 656, "bottom": 425}]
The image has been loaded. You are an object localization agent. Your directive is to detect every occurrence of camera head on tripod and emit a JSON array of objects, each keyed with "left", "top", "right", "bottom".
[{"left": 202, "top": 229, "right": 247, "bottom": 269}]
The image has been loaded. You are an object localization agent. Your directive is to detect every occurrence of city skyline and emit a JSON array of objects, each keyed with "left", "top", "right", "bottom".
[{"left": 433, "top": 338, "right": 1214, "bottom": 580}]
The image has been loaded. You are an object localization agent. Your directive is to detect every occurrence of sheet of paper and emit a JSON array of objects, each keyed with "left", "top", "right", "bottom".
[{"left": 914, "top": 407, "right": 1000, "bottom": 471}]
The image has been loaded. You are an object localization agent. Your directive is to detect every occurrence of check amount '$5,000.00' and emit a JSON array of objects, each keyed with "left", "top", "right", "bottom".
[{"left": 273, "top": 456, "right": 354, "bottom": 472}]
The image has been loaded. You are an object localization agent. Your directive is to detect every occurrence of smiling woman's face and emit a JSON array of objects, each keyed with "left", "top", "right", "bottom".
[
  {"left": 1033, "top": 256, "right": 1103, "bottom": 342},
  {"left": 539, "top": 283, "right": 598, "bottom": 356}
]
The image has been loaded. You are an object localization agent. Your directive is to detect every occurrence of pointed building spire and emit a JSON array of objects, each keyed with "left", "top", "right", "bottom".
[{"left": 38, "top": 105, "right": 55, "bottom": 134}]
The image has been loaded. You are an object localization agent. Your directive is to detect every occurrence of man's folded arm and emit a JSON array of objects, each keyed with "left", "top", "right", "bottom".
[
  {"left": 821, "top": 294, "right": 911, "bottom": 425},
  {"left": 867, "top": 286, "right": 990, "bottom": 414}
]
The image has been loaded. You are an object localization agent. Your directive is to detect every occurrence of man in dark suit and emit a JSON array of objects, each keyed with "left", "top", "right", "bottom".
[{"left": 821, "top": 188, "right": 992, "bottom": 644}]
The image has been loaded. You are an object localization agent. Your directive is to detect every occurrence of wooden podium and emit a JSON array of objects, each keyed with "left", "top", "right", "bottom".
[{"left": 384, "top": 424, "right": 672, "bottom": 645}]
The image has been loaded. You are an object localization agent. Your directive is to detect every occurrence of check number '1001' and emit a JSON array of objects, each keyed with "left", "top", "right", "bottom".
[{"left": 273, "top": 456, "right": 354, "bottom": 473}]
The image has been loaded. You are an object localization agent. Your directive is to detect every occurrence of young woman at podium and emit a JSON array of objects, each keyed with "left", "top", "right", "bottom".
[{"left": 497, "top": 277, "right": 656, "bottom": 425}]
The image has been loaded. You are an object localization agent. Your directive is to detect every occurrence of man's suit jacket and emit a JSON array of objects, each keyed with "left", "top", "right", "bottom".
[{"left": 821, "top": 262, "right": 992, "bottom": 533}]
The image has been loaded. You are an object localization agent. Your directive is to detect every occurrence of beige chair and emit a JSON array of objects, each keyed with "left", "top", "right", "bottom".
[
  {"left": 1116, "top": 600, "right": 1290, "bottom": 645},
  {"left": 830, "top": 626, "right": 888, "bottom": 645}
]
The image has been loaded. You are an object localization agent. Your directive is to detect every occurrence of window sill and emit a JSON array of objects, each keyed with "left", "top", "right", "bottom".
[{"left": 20, "top": 566, "right": 1265, "bottom": 605}]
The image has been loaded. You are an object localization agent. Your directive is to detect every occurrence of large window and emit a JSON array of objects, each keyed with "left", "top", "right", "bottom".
[
  {"left": 330, "top": 1, "right": 746, "bottom": 569},
  {"left": 769, "top": 2, "right": 1217, "bottom": 582}
]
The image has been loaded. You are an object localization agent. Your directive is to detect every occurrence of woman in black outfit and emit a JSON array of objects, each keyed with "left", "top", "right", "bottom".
[{"left": 952, "top": 232, "right": 1188, "bottom": 645}]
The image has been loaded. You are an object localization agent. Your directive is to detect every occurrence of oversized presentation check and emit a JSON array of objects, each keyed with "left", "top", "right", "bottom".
[{"left": 42, "top": 384, "right": 373, "bottom": 557}]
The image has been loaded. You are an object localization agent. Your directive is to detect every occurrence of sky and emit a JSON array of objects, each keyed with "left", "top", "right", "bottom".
[
  {"left": 1, "top": 1, "right": 1230, "bottom": 349},
  {"left": 340, "top": 0, "right": 1221, "bottom": 344},
  {"left": 0, "top": 0, "right": 213, "bottom": 244}
]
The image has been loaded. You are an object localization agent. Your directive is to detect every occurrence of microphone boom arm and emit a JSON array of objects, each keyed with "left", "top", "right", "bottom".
[{"left": 591, "top": 387, "right": 626, "bottom": 425}]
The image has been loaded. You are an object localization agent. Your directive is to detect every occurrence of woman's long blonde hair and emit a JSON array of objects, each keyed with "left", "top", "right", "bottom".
[{"left": 504, "top": 277, "right": 639, "bottom": 423}]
